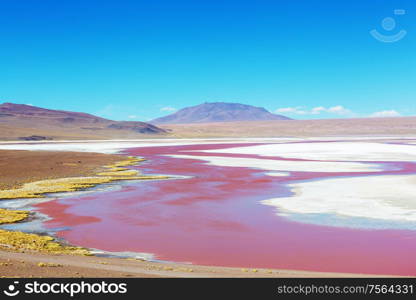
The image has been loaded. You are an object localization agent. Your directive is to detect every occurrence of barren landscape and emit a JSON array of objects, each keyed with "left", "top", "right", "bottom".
[
  {"left": 1, "top": 0, "right": 414, "bottom": 285},
  {"left": 1, "top": 137, "right": 416, "bottom": 277}
]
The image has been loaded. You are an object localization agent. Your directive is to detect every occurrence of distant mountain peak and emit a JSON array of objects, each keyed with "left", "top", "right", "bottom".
[{"left": 150, "top": 102, "right": 291, "bottom": 124}]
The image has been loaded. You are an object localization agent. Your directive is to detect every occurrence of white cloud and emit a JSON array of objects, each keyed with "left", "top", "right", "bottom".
[
  {"left": 276, "top": 105, "right": 352, "bottom": 116},
  {"left": 311, "top": 106, "right": 326, "bottom": 114},
  {"left": 370, "top": 110, "right": 401, "bottom": 118},
  {"left": 276, "top": 107, "right": 307, "bottom": 115},
  {"left": 160, "top": 106, "right": 177, "bottom": 112},
  {"left": 326, "top": 105, "right": 351, "bottom": 115},
  {"left": 276, "top": 107, "right": 299, "bottom": 113},
  {"left": 127, "top": 115, "right": 138, "bottom": 119}
]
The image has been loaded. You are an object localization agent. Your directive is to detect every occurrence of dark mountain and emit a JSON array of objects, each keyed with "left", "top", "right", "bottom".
[
  {"left": 150, "top": 102, "right": 291, "bottom": 124},
  {"left": 0, "top": 103, "right": 166, "bottom": 140}
]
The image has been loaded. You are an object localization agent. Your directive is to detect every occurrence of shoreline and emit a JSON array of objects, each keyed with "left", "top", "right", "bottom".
[{"left": 0, "top": 249, "right": 395, "bottom": 278}]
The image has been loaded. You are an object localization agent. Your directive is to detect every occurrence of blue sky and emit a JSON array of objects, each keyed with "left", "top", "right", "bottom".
[{"left": 0, "top": 0, "right": 415, "bottom": 121}]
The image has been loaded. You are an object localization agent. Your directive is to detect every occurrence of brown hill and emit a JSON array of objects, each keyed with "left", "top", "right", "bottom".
[{"left": 0, "top": 103, "right": 166, "bottom": 140}]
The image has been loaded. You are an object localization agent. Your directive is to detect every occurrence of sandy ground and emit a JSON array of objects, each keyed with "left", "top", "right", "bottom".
[
  {"left": 162, "top": 117, "right": 416, "bottom": 138},
  {"left": 0, "top": 150, "right": 122, "bottom": 190},
  {"left": 0, "top": 250, "right": 385, "bottom": 278}
]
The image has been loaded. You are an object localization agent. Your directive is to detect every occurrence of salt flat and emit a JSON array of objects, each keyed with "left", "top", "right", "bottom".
[
  {"left": 170, "top": 154, "right": 381, "bottom": 173},
  {"left": 262, "top": 174, "right": 416, "bottom": 223},
  {"left": 1, "top": 137, "right": 415, "bottom": 155}
]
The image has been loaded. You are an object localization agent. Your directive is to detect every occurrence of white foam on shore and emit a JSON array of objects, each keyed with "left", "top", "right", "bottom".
[
  {"left": 202, "top": 142, "right": 416, "bottom": 161},
  {"left": 169, "top": 154, "right": 382, "bottom": 173},
  {"left": 262, "top": 175, "right": 416, "bottom": 223},
  {"left": 0, "top": 141, "right": 195, "bottom": 154}
]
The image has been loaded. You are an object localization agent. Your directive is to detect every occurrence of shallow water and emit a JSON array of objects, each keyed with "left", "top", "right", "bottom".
[{"left": 33, "top": 143, "right": 416, "bottom": 275}]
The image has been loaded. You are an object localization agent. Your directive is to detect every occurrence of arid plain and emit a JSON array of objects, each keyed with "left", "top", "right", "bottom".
[{"left": 1, "top": 103, "right": 416, "bottom": 277}]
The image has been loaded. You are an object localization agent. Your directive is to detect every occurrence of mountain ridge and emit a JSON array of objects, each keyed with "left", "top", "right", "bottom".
[{"left": 0, "top": 102, "right": 166, "bottom": 140}]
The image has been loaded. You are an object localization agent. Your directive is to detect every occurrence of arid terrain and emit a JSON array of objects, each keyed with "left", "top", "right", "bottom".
[
  {"left": 2, "top": 102, "right": 416, "bottom": 140},
  {"left": 0, "top": 150, "right": 122, "bottom": 190},
  {"left": 0, "top": 249, "right": 382, "bottom": 278},
  {"left": 1, "top": 104, "right": 416, "bottom": 277},
  {"left": 161, "top": 117, "right": 416, "bottom": 138}
]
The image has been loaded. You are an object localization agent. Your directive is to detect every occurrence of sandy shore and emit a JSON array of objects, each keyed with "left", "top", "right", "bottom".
[{"left": 0, "top": 249, "right": 387, "bottom": 278}]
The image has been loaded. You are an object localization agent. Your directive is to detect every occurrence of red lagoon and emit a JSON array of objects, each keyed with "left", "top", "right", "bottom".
[{"left": 34, "top": 143, "right": 416, "bottom": 275}]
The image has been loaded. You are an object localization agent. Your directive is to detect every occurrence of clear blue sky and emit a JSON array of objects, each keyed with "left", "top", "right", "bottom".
[{"left": 0, "top": 0, "right": 414, "bottom": 121}]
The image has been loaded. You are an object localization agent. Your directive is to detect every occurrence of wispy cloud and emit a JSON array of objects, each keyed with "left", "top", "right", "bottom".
[
  {"left": 160, "top": 106, "right": 177, "bottom": 112},
  {"left": 276, "top": 105, "right": 352, "bottom": 116},
  {"left": 370, "top": 110, "right": 401, "bottom": 118},
  {"left": 127, "top": 115, "right": 138, "bottom": 119}
]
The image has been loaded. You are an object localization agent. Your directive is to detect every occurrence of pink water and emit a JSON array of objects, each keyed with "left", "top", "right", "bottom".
[{"left": 34, "top": 143, "right": 416, "bottom": 275}]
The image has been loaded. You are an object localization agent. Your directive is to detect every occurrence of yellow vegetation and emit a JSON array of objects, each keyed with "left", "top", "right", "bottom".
[
  {"left": 0, "top": 208, "right": 29, "bottom": 225},
  {"left": 0, "top": 209, "right": 90, "bottom": 255},
  {"left": 96, "top": 170, "right": 139, "bottom": 177},
  {"left": 0, "top": 156, "right": 168, "bottom": 200},
  {"left": 107, "top": 157, "right": 145, "bottom": 168},
  {"left": 0, "top": 229, "right": 89, "bottom": 255}
]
